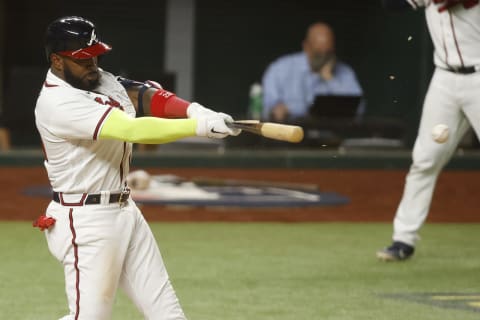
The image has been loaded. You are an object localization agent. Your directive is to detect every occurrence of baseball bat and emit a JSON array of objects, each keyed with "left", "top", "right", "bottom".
[{"left": 227, "top": 120, "right": 304, "bottom": 143}]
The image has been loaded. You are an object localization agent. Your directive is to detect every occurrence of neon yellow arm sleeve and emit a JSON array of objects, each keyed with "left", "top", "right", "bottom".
[{"left": 99, "top": 108, "right": 197, "bottom": 144}]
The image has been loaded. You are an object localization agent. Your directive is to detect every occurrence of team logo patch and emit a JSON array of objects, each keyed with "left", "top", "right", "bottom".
[
  {"left": 380, "top": 293, "right": 480, "bottom": 313},
  {"left": 94, "top": 96, "right": 123, "bottom": 109},
  {"left": 88, "top": 29, "right": 97, "bottom": 46}
]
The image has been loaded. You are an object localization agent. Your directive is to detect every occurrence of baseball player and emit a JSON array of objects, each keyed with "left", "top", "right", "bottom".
[
  {"left": 33, "top": 16, "right": 240, "bottom": 319},
  {"left": 377, "top": 0, "right": 480, "bottom": 261}
]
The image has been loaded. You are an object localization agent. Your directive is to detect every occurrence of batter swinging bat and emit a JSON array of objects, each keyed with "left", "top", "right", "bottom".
[{"left": 227, "top": 120, "right": 304, "bottom": 143}]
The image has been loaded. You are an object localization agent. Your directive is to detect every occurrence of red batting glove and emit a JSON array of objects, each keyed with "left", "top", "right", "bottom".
[{"left": 33, "top": 215, "right": 56, "bottom": 231}]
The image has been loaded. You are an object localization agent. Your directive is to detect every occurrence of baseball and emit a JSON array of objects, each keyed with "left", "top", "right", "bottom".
[
  {"left": 126, "top": 169, "right": 151, "bottom": 190},
  {"left": 432, "top": 124, "right": 449, "bottom": 143}
]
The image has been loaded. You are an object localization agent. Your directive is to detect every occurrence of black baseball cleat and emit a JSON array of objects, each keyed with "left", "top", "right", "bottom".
[{"left": 376, "top": 241, "right": 415, "bottom": 261}]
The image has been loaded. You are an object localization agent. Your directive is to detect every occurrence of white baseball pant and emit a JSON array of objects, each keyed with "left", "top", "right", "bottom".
[
  {"left": 393, "top": 68, "right": 480, "bottom": 245},
  {"left": 44, "top": 197, "right": 186, "bottom": 320}
]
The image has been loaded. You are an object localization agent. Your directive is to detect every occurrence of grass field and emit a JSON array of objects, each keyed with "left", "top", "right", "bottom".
[{"left": 0, "top": 222, "right": 479, "bottom": 320}]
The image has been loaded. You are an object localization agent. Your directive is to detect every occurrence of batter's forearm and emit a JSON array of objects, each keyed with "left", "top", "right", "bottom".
[
  {"left": 99, "top": 108, "right": 196, "bottom": 144},
  {"left": 120, "top": 79, "right": 238, "bottom": 137}
]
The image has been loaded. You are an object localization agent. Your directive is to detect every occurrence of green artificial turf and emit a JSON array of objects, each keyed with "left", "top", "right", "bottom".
[{"left": 0, "top": 222, "right": 479, "bottom": 320}]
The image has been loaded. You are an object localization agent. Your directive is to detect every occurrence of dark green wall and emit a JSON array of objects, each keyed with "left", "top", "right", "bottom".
[
  {"left": 2, "top": 0, "right": 433, "bottom": 147},
  {"left": 195, "top": 0, "right": 433, "bottom": 146},
  {"left": 4, "top": 0, "right": 167, "bottom": 73}
]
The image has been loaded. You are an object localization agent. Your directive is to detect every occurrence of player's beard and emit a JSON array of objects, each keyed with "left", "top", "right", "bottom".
[{"left": 64, "top": 66, "right": 100, "bottom": 91}]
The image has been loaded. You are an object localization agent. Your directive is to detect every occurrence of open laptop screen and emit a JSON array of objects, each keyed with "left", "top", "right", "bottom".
[{"left": 308, "top": 95, "right": 362, "bottom": 118}]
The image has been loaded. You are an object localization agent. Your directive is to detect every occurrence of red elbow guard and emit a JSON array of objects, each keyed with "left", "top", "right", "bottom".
[{"left": 150, "top": 89, "right": 190, "bottom": 118}]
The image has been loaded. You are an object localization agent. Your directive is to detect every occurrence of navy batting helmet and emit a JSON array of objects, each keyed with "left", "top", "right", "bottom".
[{"left": 45, "top": 16, "right": 111, "bottom": 62}]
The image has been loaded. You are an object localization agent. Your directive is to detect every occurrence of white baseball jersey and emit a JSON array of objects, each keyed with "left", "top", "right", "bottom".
[
  {"left": 35, "top": 69, "right": 134, "bottom": 194},
  {"left": 407, "top": 0, "right": 480, "bottom": 69}
]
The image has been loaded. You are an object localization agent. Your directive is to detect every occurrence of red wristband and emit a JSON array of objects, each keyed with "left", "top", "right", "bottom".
[{"left": 150, "top": 89, "right": 190, "bottom": 118}]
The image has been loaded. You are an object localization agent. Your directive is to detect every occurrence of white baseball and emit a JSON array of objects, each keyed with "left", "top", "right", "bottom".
[
  {"left": 126, "top": 169, "right": 151, "bottom": 190},
  {"left": 432, "top": 124, "right": 449, "bottom": 143}
]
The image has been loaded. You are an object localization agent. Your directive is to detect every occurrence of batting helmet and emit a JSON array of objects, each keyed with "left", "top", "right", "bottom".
[{"left": 45, "top": 16, "right": 111, "bottom": 62}]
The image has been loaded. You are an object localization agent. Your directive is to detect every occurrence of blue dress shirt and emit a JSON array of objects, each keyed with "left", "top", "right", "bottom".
[{"left": 261, "top": 52, "right": 363, "bottom": 119}]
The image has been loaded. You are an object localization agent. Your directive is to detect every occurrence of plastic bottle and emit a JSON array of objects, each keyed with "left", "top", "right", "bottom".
[{"left": 248, "top": 82, "right": 263, "bottom": 120}]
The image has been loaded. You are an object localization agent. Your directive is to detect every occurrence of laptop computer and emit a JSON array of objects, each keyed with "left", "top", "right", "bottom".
[{"left": 308, "top": 95, "right": 362, "bottom": 118}]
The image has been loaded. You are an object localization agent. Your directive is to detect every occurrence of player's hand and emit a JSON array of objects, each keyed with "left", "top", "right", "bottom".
[
  {"left": 196, "top": 114, "right": 236, "bottom": 139},
  {"left": 187, "top": 102, "right": 216, "bottom": 118},
  {"left": 217, "top": 112, "right": 241, "bottom": 136},
  {"left": 188, "top": 102, "right": 241, "bottom": 136}
]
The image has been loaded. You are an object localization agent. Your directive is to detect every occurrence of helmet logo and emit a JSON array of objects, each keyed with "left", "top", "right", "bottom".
[{"left": 87, "top": 30, "right": 97, "bottom": 46}]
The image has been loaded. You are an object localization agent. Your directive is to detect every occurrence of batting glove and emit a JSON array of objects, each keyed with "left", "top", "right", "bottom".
[
  {"left": 196, "top": 114, "right": 236, "bottom": 139},
  {"left": 188, "top": 102, "right": 241, "bottom": 136},
  {"left": 217, "top": 112, "right": 241, "bottom": 136},
  {"left": 187, "top": 102, "right": 217, "bottom": 118}
]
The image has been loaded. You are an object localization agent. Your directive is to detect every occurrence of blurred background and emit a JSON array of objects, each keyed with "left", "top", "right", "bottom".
[
  {"left": 1, "top": 4, "right": 480, "bottom": 318},
  {"left": 0, "top": 0, "right": 439, "bottom": 149}
]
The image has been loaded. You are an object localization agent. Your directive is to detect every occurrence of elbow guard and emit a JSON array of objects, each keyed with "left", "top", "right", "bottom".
[{"left": 150, "top": 89, "right": 190, "bottom": 118}]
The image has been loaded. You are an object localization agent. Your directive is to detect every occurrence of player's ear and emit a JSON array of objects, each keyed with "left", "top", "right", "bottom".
[{"left": 50, "top": 54, "right": 64, "bottom": 71}]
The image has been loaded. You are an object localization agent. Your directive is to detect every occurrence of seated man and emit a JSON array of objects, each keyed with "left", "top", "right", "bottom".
[{"left": 262, "top": 22, "right": 364, "bottom": 123}]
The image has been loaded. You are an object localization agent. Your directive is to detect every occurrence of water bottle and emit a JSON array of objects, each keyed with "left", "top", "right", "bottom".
[{"left": 248, "top": 83, "right": 263, "bottom": 120}]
